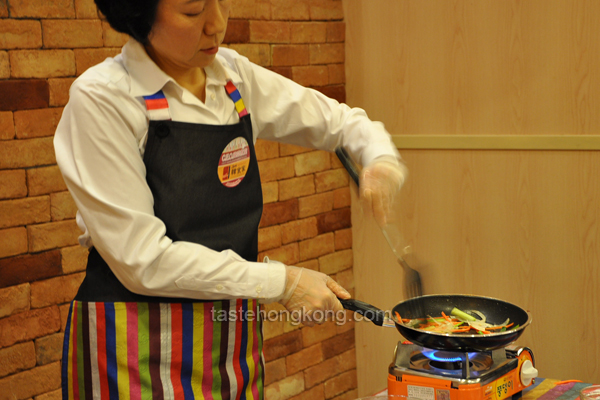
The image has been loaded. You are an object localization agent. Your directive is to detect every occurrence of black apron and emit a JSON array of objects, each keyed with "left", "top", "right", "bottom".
[
  {"left": 74, "top": 84, "right": 263, "bottom": 302},
  {"left": 62, "top": 83, "right": 266, "bottom": 400}
]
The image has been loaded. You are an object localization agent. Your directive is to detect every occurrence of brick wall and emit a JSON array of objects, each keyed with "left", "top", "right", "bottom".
[{"left": 0, "top": 1, "right": 356, "bottom": 399}]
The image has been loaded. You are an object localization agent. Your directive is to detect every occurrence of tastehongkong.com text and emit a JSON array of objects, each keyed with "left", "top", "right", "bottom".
[{"left": 210, "top": 307, "right": 391, "bottom": 326}]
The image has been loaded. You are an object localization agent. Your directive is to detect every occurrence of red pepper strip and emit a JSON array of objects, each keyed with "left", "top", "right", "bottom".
[
  {"left": 487, "top": 322, "right": 515, "bottom": 330},
  {"left": 395, "top": 311, "right": 410, "bottom": 323},
  {"left": 452, "top": 327, "right": 471, "bottom": 333},
  {"left": 554, "top": 380, "right": 583, "bottom": 385},
  {"left": 441, "top": 311, "right": 452, "bottom": 322}
]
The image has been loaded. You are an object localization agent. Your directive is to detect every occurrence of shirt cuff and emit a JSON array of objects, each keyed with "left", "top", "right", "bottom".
[
  {"left": 254, "top": 257, "right": 287, "bottom": 304},
  {"left": 172, "top": 258, "right": 287, "bottom": 301}
]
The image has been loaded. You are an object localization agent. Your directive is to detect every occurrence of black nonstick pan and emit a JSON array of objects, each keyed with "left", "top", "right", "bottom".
[{"left": 340, "top": 294, "right": 531, "bottom": 352}]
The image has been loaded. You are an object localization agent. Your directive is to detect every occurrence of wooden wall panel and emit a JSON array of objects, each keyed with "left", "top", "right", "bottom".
[
  {"left": 343, "top": 0, "right": 600, "bottom": 395},
  {"left": 352, "top": 150, "right": 600, "bottom": 394},
  {"left": 344, "top": 0, "right": 600, "bottom": 137}
]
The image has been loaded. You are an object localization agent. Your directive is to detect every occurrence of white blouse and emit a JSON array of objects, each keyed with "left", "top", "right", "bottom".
[{"left": 54, "top": 39, "right": 401, "bottom": 301}]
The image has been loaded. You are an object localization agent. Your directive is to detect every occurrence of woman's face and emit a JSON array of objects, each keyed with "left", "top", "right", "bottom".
[{"left": 146, "top": 0, "right": 230, "bottom": 70}]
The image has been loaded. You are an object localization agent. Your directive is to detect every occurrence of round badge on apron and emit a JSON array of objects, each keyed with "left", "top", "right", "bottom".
[{"left": 218, "top": 137, "right": 251, "bottom": 187}]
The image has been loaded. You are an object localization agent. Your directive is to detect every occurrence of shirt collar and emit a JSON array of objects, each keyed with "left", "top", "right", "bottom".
[{"left": 122, "top": 38, "right": 243, "bottom": 98}]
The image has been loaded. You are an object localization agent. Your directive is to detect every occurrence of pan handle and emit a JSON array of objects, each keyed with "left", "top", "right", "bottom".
[
  {"left": 339, "top": 298, "right": 386, "bottom": 326},
  {"left": 334, "top": 147, "right": 360, "bottom": 186}
]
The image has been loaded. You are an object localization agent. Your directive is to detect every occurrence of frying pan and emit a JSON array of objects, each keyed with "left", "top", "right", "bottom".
[{"left": 340, "top": 294, "right": 532, "bottom": 352}]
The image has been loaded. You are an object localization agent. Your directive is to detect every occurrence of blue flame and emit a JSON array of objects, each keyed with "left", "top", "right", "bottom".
[{"left": 422, "top": 350, "right": 479, "bottom": 363}]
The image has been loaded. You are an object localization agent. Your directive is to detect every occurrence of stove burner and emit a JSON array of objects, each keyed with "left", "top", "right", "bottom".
[
  {"left": 409, "top": 348, "right": 495, "bottom": 379},
  {"left": 422, "top": 349, "right": 479, "bottom": 363},
  {"left": 391, "top": 342, "right": 531, "bottom": 385},
  {"left": 429, "top": 359, "right": 464, "bottom": 371},
  {"left": 422, "top": 350, "right": 479, "bottom": 371}
]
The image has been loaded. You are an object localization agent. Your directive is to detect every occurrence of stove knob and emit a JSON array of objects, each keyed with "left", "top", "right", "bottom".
[{"left": 520, "top": 359, "right": 538, "bottom": 386}]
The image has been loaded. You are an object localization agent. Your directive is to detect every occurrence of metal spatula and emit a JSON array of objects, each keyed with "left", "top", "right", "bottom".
[
  {"left": 378, "top": 223, "right": 423, "bottom": 299},
  {"left": 335, "top": 147, "right": 423, "bottom": 299}
]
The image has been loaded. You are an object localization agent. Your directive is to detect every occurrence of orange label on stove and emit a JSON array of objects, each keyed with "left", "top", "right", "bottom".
[
  {"left": 218, "top": 137, "right": 250, "bottom": 188},
  {"left": 493, "top": 376, "right": 514, "bottom": 400}
]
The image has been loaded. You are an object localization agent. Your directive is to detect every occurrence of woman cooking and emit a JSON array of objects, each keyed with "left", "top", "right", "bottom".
[{"left": 54, "top": 0, "right": 407, "bottom": 399}]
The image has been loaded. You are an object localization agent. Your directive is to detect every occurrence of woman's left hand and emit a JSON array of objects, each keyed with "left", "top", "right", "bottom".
[{"left": 359, "top": 157, "right": 407, "bottom": 227}]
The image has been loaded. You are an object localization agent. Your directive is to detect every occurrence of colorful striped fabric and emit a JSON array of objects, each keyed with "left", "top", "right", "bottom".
[
  {"left": 523, "top": 378, "right": 594, "bottom": 400},
  {"left": 143, "top": 92, "right": 172, "bottom": 121},
  {"left": 143, "top": 82, "right": 248, "bottom": 122},
  {"left": 62, "top": 300, "right": 264, "bottom": 400},
  {"left": 224, "top": 82, "right": 248, "bottom": 118}
]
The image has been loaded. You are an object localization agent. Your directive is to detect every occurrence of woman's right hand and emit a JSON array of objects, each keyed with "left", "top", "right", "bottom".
[{"left": 280, "top": 265, "right": 351, "bottom": 326}]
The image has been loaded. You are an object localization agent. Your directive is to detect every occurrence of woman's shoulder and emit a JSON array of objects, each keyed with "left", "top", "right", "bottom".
[
  {"left": 214, "top": 46, "right": 284, "bottom": 90},
  {"left": 70, "top": 54, "right": 132, "bottom": 99},
  {"left": 214, "top": 47, "right": 253, "bottom": 81},
  {"left": 64, "top": 54, "right": 146, "bottom": 133},
  {"left": 215, "top": 47, "right": 248, "bottom": 69}
]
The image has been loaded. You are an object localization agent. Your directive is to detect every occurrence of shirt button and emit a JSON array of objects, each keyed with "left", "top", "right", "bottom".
[
  {"left": 216, "top": 284, "right": 224, "bottom": 291},
  {"left": 210, "top": 93, "right": 216, "bottom": 100},
  {"left": 256, "top": 285, "right": 262, "bottom": 294}
]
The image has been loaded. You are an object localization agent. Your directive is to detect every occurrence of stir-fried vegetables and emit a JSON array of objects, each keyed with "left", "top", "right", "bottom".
[{"left": 395, "top": 307, "right": 518, "bottom": 335}]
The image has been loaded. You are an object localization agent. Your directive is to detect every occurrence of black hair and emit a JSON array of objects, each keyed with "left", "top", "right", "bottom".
[{"left": 95, "top": 0, "right": 160, "bottom": 44}]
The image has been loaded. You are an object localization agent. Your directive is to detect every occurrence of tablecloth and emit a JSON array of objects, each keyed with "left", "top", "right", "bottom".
[{"left": 523, "top": 379, "right": 594, "bottom": 400}]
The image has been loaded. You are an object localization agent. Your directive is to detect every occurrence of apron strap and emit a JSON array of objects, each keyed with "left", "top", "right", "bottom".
[
  {"left": 142, "top": 91, "right": 171, "bottom": 121},
  {"left": 225, "top": 81, "right": 248, "bottom": 118},
  {"left": 143, "top": 81, "right": 248, "bottom": 120}
]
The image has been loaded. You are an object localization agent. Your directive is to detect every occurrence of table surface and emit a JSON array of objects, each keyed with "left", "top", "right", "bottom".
[{"left": 523, "top": 379, "right": 594, "bottom": 400}]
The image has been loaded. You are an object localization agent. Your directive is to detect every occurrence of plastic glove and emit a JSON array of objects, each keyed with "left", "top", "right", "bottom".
[
  {"left": 359, "top": 156, "right": 407, "bottom": 227},
  {"left": 280, "top": 266, "right": 351, "bottom": 326}
]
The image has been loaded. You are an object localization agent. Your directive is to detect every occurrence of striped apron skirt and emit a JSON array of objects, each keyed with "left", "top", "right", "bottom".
[{"left": 62, "top": 300, "right": 264, "bottom": 400}]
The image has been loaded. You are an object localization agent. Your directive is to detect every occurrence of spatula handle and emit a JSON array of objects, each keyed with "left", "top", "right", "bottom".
[{"left": 334, "top": 147, "right": 360, "bottom": 186}]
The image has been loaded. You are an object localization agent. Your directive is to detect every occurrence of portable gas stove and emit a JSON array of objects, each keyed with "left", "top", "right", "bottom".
[{"left": 388, "top": 342, "right": 538, "bottom": 400}]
